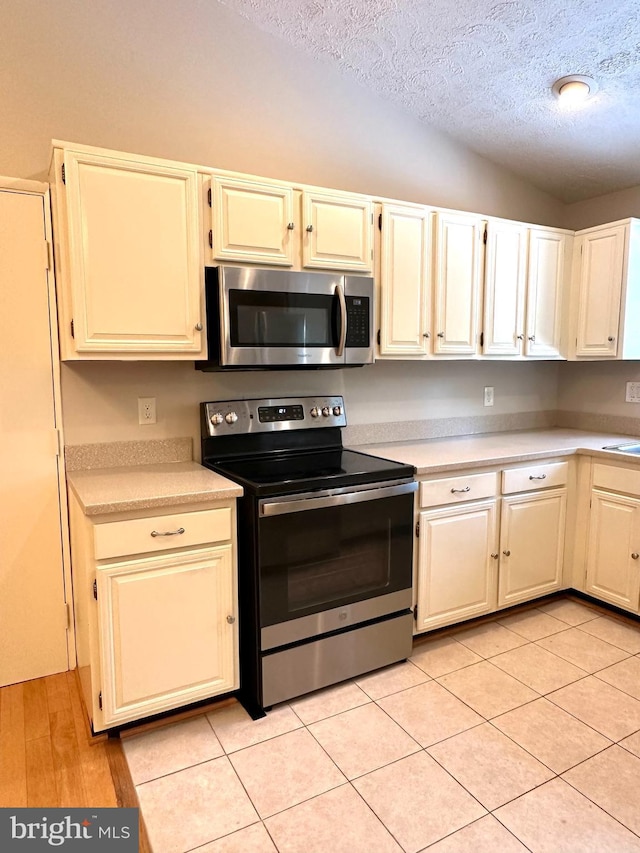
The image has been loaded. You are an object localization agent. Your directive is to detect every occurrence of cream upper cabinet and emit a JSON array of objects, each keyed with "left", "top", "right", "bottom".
[
  {"left": 209, "top": 175, "right": 296, "bottom": 267},
  {"left": 433, "top": 211, "right": 485, "bottom": 354},
  {"left": 51, "top": 145, "right": 203, "bottom": 359},
  {"left": 573, "top": 219, "right": 640, "bottom": 360},
  {"left": 482, "top": 219, "right": 527, "bottom": 356},
  {"left": 302, "top": 190, "right": 373, "bottom": 272},
  {"left": 525, "top": 227, "right": 571, "bottom": 358},
  {"left": 378, "top": 203, "right": 432, "bottom": 356}
]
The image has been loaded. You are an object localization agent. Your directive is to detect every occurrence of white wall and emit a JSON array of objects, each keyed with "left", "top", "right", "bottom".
[
  {"left": 558, "top": 361, "right": 640, "bottom": 419},
  {"left": 564, "top": 185, "right": 640, "bottom": 231}
]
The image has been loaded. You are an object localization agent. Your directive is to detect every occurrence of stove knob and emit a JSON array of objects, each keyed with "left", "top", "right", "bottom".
[
  {"left": 210, "top": 412, "right": 224, "bottom": 427},
  {"left": 333, "top": 405, "right": 342, "bottom": 416},
  {"left": 321, "top": 406, "right": 331, "bottom": 417},
  {"left": 310, "top": 407, "right": 320, "bottom": 418},
  {"left": 225, "top": 411, "right": 238, "bottom": 425}
]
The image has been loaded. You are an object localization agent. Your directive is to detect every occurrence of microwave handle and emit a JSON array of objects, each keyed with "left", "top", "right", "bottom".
[{"left": 335, "top": 283, "right": 347, "bottom": 357}]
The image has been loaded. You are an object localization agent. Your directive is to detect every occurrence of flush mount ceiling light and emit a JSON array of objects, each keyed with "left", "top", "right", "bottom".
[{"left": 552, "top": 74, "right": 598, "bottom": 103}]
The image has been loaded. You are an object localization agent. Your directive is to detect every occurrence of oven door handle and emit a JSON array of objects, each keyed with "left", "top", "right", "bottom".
[
  {"left": 335, "top": 283, "right": 347, "bottom": 358},
  {"left": 260, "top": 480, "right": 417, "bottom": 517}
]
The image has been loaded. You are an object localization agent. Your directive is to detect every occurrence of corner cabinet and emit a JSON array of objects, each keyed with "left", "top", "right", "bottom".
[
  {"left": 572, "top": 219, "right": 640, "bottom": 360},
  {"left": 50, "top": 144, "right": 204, "bottom": 359},
  {"left": 69, "top": 497, "right": 239, "bottom": 731}
]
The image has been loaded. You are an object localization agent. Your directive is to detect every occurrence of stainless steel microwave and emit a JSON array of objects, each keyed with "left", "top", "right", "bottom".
[{"left": 196, "top": 266, "right": 374, "bottom": 370}]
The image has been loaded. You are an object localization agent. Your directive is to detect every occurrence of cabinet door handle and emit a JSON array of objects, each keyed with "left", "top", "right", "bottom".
[
  {"left": 516, "top": 334, "right": 524, "bottom": 340},
  {"left": 226, "top": 614, "right": 236, "bottom": 624},
  {"left": 194, "top": 322, "right": 203, "bottom": 331},
  {"left": 608, "top": 336, "right": 615, "bottom": 342},
  {"left": 632, "top": 553, "right": 639, "bottom": 560},
  {"left": 150, "top": 527, "right": 185, "bottom": 537},
  {"left": 503, "top": 549, "right": 511, "bottom": 556},
  {"left": 451, "top": 486, "right": 471, "bottom": 494},
  {"left": 491, "top": 552, "right": 499, "bottom": 559},
  {"left": 287, "top": 222, "right": 295, "bottom": 230},
  {"left": 423, "top": 332, "right": 430, "bottom": 339},
  {"left": 529, "top": 474, "right": 547, "bottom": 480},
  {"left": 306, "top": 224, "right": 313, "bottom": 232},
  {"left": 437, "top": 332, "right": 445, "bottom": 338},
  {"left": 528, "top": 335, "right": 535, "bottom": 342}
]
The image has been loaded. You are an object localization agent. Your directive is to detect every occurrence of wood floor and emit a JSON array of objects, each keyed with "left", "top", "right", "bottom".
[{"left": 0, "top": 670, "right": 150, "bottom": 850}]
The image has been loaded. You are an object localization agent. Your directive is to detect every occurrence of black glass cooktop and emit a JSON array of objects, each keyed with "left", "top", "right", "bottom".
[{"left": 203, "top": 448, "right": 415, "bottom": 497}]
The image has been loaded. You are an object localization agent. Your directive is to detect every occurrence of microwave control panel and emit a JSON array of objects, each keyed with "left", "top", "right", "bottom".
[{"left": 345, "top": 297, "right": 370, "bottom": 348}]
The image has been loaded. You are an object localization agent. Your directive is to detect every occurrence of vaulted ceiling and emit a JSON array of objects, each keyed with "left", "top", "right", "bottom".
[{"left": 218, "top": 0, "right": 640, "bottom": 203}]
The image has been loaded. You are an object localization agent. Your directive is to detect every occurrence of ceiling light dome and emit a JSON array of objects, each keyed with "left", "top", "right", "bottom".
[{"left": 552, "top": 75, "right": 598, "bottom": 103}]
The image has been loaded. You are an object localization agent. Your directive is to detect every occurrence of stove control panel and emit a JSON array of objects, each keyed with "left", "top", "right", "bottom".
[{"left": 202, "top": 396, "right": 347, "bottom": 437}]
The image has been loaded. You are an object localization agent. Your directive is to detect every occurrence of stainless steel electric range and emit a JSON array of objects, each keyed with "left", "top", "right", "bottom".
[{"left": 200, "top": 395, "right": 417, "bottom": 718}]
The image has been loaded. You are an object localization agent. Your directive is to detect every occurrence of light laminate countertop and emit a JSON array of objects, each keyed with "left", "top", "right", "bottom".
[
  {"left": 67, "top": 461, "right": 243, "bottom": 516},
  {"left": 354, "top": 428, "right": 640, "bottom": 475}
]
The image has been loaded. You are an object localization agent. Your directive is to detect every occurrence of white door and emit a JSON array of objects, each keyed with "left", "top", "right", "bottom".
[
  {"left": 483, "top": 220, "right": 527, "bottom": 355},
  {"left": 525, "top": 228, "right": 569, "bottom": 358},
  {"left": 498, "top": 490, "right": 566, "bottom": 607},
  {"left": 416, "top": 500, "right": 498, "bottom": 632},
  {"left": 302, "top": 190, "right": 373, "bottom": 272},
  {"left": 586, "top": 490, "right": 640, "bottom": 612},
  {"left": 379, "top": 204, "right": 431, "bottom": 356},
  {"left": 0, "top": 188, "right": 69, "bottom": 686}
]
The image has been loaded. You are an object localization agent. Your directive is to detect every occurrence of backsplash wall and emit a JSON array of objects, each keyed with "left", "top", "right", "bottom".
[{"left": 60, "top": 359, "right": 561, "bottom": 457}]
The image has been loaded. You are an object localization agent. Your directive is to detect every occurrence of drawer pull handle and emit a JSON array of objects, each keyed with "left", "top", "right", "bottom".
[
  {"left": 451, "top": 486, "right": 471, "bottom": 494},
  {"left": 632, "top": 553, "right": 639, "bottom": 560},
  {"left": 503, "top": 549, "right": 511, "bottom": 556},
  {"left": 287, "top": 222, "right": 295, "bottom": 230},
  {"left": 529, "top": 474, "right": 547, "bottom": 480},
  {"left": 491, "top": 552, "right": 499, "bottom": 559},
  {"left": 150, "top": 527, "right": 185, "bottom": 538}
]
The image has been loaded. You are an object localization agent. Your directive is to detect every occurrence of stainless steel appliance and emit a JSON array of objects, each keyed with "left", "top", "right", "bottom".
[
  {"left": 200, "top": 395, "right": 417, "bottom": 718},
  {"left": 196, "top": 266, "right": 374, "bottom": 370}
]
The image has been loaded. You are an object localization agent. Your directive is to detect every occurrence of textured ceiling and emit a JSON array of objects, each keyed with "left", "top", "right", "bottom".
[{"left": 218, "top": 0, "right": 640, "bottom": 203}]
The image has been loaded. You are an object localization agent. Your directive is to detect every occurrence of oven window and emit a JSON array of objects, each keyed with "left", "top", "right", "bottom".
[
  {"left": 230, "top": 290, "right": 336, "bottom": 347},
  {"left": 259, "top": 492, "right": 413, "bottom": 627}
]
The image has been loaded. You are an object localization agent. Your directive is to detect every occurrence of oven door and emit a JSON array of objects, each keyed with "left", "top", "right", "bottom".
[{"left": 258, "top": 481, "right": 417, "bottom": 650}]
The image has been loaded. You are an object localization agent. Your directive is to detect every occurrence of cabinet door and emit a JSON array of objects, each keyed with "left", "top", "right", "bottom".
[
  {"left": 575, "top": 226, "right": 626, "bottom": 358},
  {"left": 525, "top": 228, "right": 569, "bottom": 358},
  {"left": 96, "top": 545, "right": 237, "bottom": 726},
  {"left": 433, "top": 212, "right": 484, "bottom": 354},
  {"left": 62, "top": 149, "right": 202, "bottom": 354},
  {"left": 498, "top": 489, "right": 566, "bottom": 607},
  {"left": 379, "top": 204, "right": 431, "bottom": 356},
  {"left": 210, "top": 175, "right": 296, "bottom": 266},
  {"left": 586, "top": 490, "right": 640, "bottom": 611},
  {"left": 302, "top": 190, "right": 373, "bottom": 272},
  {"left": 483, "top": 220, "right": 527, "bottom": 355},
  {"left": 416, "top": 500, "right": 498, "bottom": 632}
]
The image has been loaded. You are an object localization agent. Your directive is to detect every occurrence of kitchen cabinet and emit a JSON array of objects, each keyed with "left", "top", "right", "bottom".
[
  {"left": 482, "top": 219, "right": 527, "bottom": 356},
  {"left": 498, "top": 462, "right": 567, "bottom": 606},
  {"left": 433, "top": 211, "right": 485, "bottom": 355},
  {"left": 50, "top": 143, "right": 204, "bottom": 359},
  {"left": 207, "top": 173, "right": 373, "bottom": 273},
  {"left": 69, "top": 497, "right": 239, "bottom": 731},
  {"left": 415, "top": 472, "right": 499, "bottom": 632},
  {"left": 524, "top": 226, "right": 572, "bottom": 358},
  {"left": 378, "top": 203, "right": 432, "bottom": 356},
  {"left": 209, "top": 174, "right": 296, "bottom": 266},
  {"left": 572, "top": 218, "right": 640, "bottom": 359},
  {"left": 585, "top": 463, "right": 640, "bottom": 612}
]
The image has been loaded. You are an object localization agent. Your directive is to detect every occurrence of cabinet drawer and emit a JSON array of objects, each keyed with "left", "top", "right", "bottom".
[
  {"left": 502, "top": 461, "right": 568, "bottom": 495},
  {"left": 94, "top": 507, "right": 232, "bottom": 560},
  {"left": 420, "top": 472, "right": 497, "bottom": 508},
  {"left": 592, "top": 463, "right": 640, "bottom": 497}
]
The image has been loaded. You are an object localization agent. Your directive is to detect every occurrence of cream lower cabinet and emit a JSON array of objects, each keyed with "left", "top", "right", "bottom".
[
  {"left": 51, "top": 143, "right": 204, "bottom": 359},
  {"left": 415, "top": 472, "right": 498, "bottom": 632},
  {"left": 69, "top": 497, "right": 239, "bottom": 731},
  {"left": 497, "top": 462, "right": 567, "bottom": 607},
  {"left": 585, "top": 464, "right": 640, "bottom": 612}
]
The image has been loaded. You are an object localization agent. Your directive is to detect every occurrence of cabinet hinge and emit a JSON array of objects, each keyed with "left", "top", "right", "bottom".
[
  {"left": 208, "top": 229, "right": 213, "bottom": 249},
  {"left": 377, "top": 329, "right": 381, "bottom": 346},
  {"left": 65, "top": 601, "right": 72, "bottom": 629},
  {"left": 483, "top": 226, "right": 488, "bottom": 244},
  {"left": 207, "top": 187, "right": 212, "bottom": 207},
  {"left": 480, "top": 331, "right": 484, "bottom": 347},
  {"left": 70, "top": 319, "right": 75, "bottom": 339},
  {"left": 378, "top": 212, "right": 382, "bottom": 230},
  {"left": 93, "top": 578, "right": 98, "bottom": 600},
  {"left": 44, "top": 240, "right": 52, "bottom": 271},
  {"left": 371, "top": 212, "right": 374, "bottom": 225},
  {"left": 61, "top": 163, "right": 66, "bottom": 184},
  {"left": 413, "top": 604, "right": 418, "bottom": 621},
  {"left": 415, "top": 519, "right": 420, "bottom": 538},
  {"left": 98, "top": 691, "right": 102, "bottom": 710}
]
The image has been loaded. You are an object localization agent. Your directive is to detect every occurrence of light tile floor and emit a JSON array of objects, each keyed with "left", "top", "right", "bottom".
[{"left": 123, "top": 598, "right": 640, "bottom": 853}]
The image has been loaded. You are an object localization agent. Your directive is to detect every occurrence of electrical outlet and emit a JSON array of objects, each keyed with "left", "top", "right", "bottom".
[
  {"left": 484, "top": 386, "right": 494, "bottom": 407},
  {"left": 626, "top": 382, "right": 640, "bottom": 403},
  {"left": 138, "top": 397, "right": 157, "bottom": 424}
]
